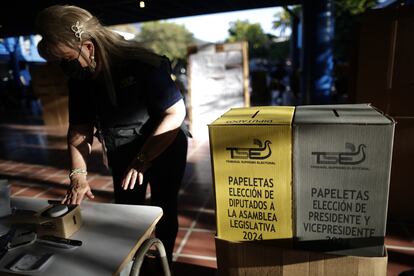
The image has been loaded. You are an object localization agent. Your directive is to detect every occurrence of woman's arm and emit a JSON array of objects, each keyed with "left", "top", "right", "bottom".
[
  {"left": 62, "top": 124, "right": 95, "bottom": 204},
  {"left": 121, "top": 99, "right": 186, "bottom": 190}
]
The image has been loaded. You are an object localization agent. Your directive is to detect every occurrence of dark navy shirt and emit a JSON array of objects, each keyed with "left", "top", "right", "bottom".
[{"left": 68, "top": 56, "right": 183, "bottom": 136}]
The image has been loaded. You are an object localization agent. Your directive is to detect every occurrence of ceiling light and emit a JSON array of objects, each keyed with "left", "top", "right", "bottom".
[{"left": 139, "top": 1, "right": 145, "bottom": 8}]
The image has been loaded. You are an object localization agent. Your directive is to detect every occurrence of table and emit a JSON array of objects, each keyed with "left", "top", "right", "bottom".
[{"left": 0, "top": 197, "right": 163, "bottom": 275}]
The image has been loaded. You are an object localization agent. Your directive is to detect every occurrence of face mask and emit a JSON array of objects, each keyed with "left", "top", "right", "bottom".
[{"left": 60, "top": 58, "right": 93, "bottom": 80}]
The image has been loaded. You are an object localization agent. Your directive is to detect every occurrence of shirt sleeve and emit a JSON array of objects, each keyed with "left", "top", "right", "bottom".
[
  {"left": 144, "top": 57, "right": 183, "bottom": 116},
  {"left": 68, "top": 79, "right": 95, "bottom": 126}
]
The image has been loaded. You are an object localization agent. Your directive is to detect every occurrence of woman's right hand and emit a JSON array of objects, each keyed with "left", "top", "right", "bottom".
[{"left": 62, "top": 175, "right": 95, "bottom": 205}]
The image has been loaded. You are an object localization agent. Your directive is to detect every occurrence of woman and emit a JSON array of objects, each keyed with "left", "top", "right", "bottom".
[{"left": 36, "top": 5, "right": 188, "bottom": 264}]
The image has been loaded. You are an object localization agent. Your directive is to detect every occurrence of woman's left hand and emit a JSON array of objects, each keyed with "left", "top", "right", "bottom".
[{"left": 121, "top": 158, "right": 150, "bottom": 190}]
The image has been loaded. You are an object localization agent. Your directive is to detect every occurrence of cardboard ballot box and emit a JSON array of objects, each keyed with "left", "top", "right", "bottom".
[
  {"left": 293, "top": 104, "right": 395, "bottom": 257},
  {"left": 215, "top": 237, "right": 387, "bottom": 276},
  {"left": 36, "top": 204, "right": 82, "bottom": 238},
  {"left": 208, "top": 106, "right": 295, "bottom": 241},
  {"left": 7, "top": 204, "right": 82, "bottom": 238}
]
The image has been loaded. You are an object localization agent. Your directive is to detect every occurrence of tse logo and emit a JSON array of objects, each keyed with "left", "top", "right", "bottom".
[
  {"left": 312, "top": 143, "right": 366, "bottom": 165},
  {"left": 226, "top": 139, "right": 272, "bottom": 160}
]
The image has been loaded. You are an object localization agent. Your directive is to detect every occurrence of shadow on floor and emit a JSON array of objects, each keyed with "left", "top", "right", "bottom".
[
  {"left": 173, "top": 262, "right": 217, "bottom": 276},
  {"left": 400, "top": 270, "right": 414, "bottom": 276},
  {"left": 138, "top": 258, "right": 217, "bottom": 276},
  {"left": 388, "top": 250, "right": 414, "bottom": 267}
]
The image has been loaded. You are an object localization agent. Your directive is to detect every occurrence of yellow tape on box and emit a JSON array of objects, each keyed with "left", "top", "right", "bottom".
[{"left": 209, "top": 106, "right": 294, "bottom": 241}]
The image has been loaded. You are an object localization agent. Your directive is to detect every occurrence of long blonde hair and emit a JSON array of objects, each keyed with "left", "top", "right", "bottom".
[{"left": 36, "top": 5, "right": 162, "bottom": 104}]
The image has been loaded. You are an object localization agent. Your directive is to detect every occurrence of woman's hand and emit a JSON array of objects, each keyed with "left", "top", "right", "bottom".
[
  {"left": 62, "top": 175, "right": 95, "bottom": 205},
  {"left": 121, "top": 157, "right": 150, "bottom": 190},
  {"left": 121, "top": 100, "right": 186, "bottom": 191}
]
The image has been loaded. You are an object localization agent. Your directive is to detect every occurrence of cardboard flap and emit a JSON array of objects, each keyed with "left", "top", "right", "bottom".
[
  {"left": 294, "top": 104, "right": 393, "bottom": 125},
  {"left": 210, "top": 106, "right": 295, "bottom": 125}
]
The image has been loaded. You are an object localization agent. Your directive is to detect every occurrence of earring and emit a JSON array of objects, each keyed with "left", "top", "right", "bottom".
[{"left": 90, "top": 55, "right": 96, "bottom": 72}]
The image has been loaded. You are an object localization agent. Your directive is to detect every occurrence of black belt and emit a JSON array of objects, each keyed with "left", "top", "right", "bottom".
[{"left": 101, "top": 124, "right": 143, "bottom": 137}]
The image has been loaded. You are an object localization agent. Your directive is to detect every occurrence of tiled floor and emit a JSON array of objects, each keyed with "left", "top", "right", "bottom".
[{"left": 0, "top": 110, "right": 414, "bottom": 276}]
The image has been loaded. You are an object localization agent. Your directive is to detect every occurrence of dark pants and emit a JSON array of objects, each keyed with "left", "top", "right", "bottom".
[{"left": 105, "top": 128, "right": 188, "bottom": 263}]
